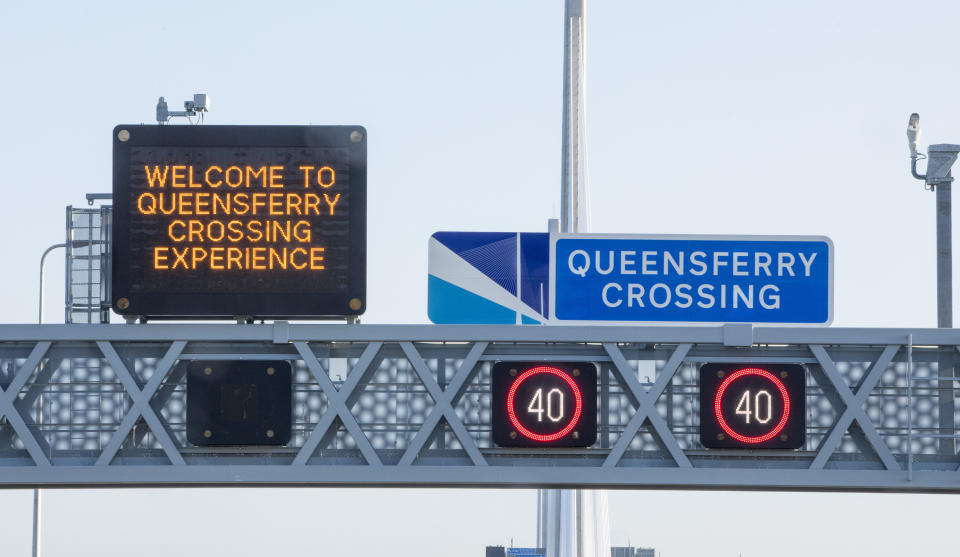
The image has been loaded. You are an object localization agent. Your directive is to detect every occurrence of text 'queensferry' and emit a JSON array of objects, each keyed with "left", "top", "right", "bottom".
[{"left": 553, "top": 237, "right": 832, "bottom": 324}]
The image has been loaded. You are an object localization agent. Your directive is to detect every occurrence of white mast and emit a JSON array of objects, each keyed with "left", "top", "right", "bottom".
[{"left": 538, "top": 2, "right": 609, "bottom": 557}]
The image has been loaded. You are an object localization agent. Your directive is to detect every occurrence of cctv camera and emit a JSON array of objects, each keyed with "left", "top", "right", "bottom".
[
  {"left": 192, "top": 94, "right": 210, "bottom": 112},
  {"left": 907, "top": 113, "right": 921, "bottom": 157}
]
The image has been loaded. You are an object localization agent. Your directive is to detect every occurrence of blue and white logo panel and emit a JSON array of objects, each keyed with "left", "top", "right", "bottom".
[
  {"left": 552, "top": 234, "right": 833, "bottom": 325},
  {"left": 428, "top": 232, "right": 549, "bottom": 324}
]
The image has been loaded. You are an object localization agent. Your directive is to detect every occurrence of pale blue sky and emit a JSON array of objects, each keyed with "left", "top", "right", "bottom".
[{"left": 2, "top": 1, "right": 960, "bottom": 555}]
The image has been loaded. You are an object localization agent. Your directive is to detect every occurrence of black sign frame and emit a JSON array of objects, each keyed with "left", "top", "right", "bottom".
[
  {"left": 111, "top": 125, "right": 366, "bottom": 319},
  {"left": 699, "top": 363, "right": 805, "bottom": 449},
  {"left": 186, "top": 360, "right": 292, "bottom": 446}
]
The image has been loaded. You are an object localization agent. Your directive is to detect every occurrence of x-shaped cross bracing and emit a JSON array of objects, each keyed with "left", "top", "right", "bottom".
[
  {"left": 0, "top": 342, "right": 52, "bottom": 467},
  {"left": 602, "top": 343, "right": 692, "bottom": 468},
  {"left": 293, "top": 341, "right": 385, "bottom": 466},
  {"left": 398, "top": 341, "right": 487, "bottom": 466},
  {"left": 96, "top": 341, "right": 186, "bottom": 466},
  {"left": 809, "top": 344, "right": 900, "bottom": 470}
]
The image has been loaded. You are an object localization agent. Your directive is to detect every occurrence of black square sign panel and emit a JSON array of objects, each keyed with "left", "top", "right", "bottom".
[
  {"left": 186, "top": 360, "right": 292, "bottom": 446},
  {"left": 699, "top": 363, "right": 805, "bottom": 449},
  {"left": 111, "top": 125, "right": 366, "bottom": 319},
  {"left": 491, "top": 361, "right": 597, "bottom": 447}
]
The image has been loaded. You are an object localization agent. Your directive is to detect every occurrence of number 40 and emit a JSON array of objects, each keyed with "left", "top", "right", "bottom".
[
  {"left": 735, "top": 389, "right": 773, "bottom": 424},
  {"left": 528, "top": 388, "right": 565, "bottom": 423}
]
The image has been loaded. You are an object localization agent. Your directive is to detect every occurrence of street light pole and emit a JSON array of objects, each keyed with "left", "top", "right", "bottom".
[
  {"left": 39, "top": 243, "right": 66, "bottom": 324},
  {"left": 35, "top": 242, "right": 64, "bottom": 557}
]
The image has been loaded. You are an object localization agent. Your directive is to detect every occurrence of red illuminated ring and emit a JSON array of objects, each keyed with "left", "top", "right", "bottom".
[
  {"left": 506, "top": 366, "right": 583, "bottom": 442},
  {"left": 714, "top": 367, "right": 791, "bottom": 444}
]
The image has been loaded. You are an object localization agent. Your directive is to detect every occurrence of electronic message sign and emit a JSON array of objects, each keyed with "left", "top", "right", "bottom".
[
  {"left": 112, "top": 125, "right": 366, "bottom": 319},
  {"left": 699, "top": 363, "right": 805, "bottom": 449},
  {"left": 491, "top": 361, "right": 597, "bottom": 447}
]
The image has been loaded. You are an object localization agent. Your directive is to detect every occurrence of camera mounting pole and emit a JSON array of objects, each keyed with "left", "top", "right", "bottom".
[
  {"left": 922, "top": 143, "right": 960, "bottom": 329},
  {"left": 907, "top": 115, "right": 960, "bottom": 456}
]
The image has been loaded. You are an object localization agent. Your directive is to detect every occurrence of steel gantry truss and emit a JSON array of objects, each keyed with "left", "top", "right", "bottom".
[{"left": 1, "top": 323, "right": 960, "bottom": 492}]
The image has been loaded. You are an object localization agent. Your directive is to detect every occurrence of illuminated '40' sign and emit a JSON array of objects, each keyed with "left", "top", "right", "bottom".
[
  {"left": 491, "top": 361, "right": 597, "bottom": 447},
  {"left": 699, "top": 363, "right": 805, "bottom": 449}
]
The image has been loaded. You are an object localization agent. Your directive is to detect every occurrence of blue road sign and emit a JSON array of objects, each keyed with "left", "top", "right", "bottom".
[
  {"left": 507, "top": 550, "right": 544, "bottom": 557},
  {"left": 552, "top": 234, "right": 832, "bottom": 325}
]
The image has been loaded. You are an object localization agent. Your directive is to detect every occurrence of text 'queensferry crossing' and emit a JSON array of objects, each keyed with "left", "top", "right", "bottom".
[
  {"left": 137, "top": 163, "right": 341, "bottom": 271},
  {"left": 553, "top": 236, "right": 832, "bottom": 324}
]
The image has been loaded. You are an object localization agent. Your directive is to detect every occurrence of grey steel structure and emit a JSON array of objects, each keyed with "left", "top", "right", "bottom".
[
  {"left": 64, "top": 205, "right": 111, "bottom": 324},
  {"left": 0, "top": 322, "right": 959, "bottom": 491}
]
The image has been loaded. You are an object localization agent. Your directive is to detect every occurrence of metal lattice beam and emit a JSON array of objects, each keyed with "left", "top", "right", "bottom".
[{"left": 0, "top": 324, "right": 957, "bottom": 492}]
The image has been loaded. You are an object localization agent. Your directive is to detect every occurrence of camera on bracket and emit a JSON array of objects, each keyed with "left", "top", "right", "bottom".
[{"left": 185, "top": 94, "right": 210, "bottom": 113}]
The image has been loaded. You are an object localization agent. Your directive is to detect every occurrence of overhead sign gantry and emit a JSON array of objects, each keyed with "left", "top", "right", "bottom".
[{"left": 0, "top": 323, "right": 957, "bottom": 491}]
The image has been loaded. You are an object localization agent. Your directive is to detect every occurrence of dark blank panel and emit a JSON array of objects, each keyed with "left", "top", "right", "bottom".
[
  {"left": 187, "top": 360, "right": 292, "bottom": 446},
  {"left": 491, "top": 361, "right": 597, "bottom": 448}
]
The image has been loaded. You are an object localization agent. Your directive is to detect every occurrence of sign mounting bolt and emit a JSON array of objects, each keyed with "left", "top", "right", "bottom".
[
  {"left": 116, "top": 298, "right": 130, "bottom": 311},
  {"left": 117, "top": 129, "right": 130, "bottom": 142},
  {"left": 350, "top": 130, "right": 363, "bottom": 143}
]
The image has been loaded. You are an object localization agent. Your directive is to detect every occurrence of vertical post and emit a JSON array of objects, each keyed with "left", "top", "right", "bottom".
[
  {"left": 599, "top": 365, "right": 609, "bottom": 449},
  {"left": 936, "top": 174, "right": 956, "bottom": 455},
  {"left": 64, "top": 206, "right": 73, "bottom": 324},
  {"left": 536, "top": 490, "right": 542, "bottom": 549},
  {"left": 36, "top": 242, "right": 65, "bottom": 557},
  {"left": 937, "top": 175, "right": 953, "bottom": 329},
  {"left": 437, "top": 358, "right": 446, "bottom": 450},
  {"left": 32, "top": 488, "right": 41, "bottom": 557},
  {"left": 921, "top": 145, "right": 960, "bottom": 456},
  {"left": 907, "top": 333, "right": 913, "bottom": 481}
]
